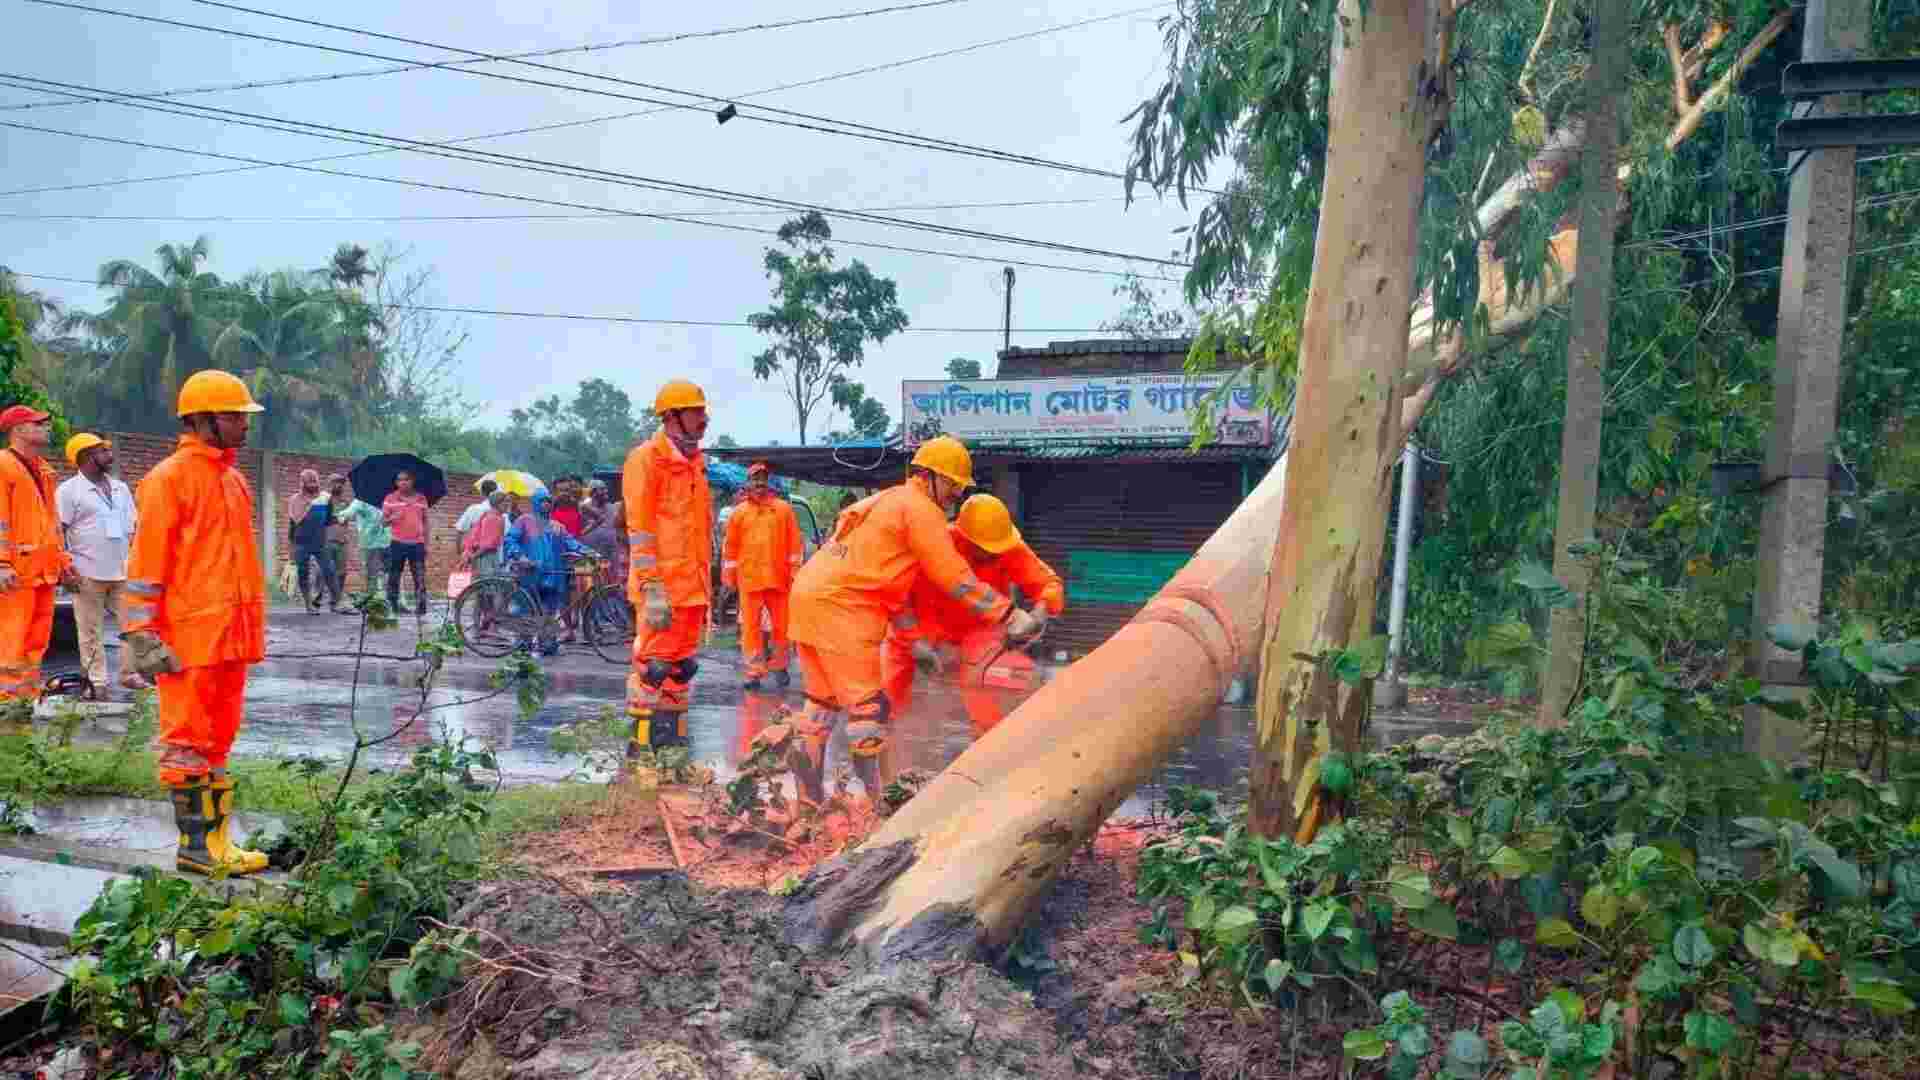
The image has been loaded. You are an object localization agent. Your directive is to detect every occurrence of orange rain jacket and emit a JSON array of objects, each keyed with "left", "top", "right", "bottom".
[
  {"left": 788, "top": 475, "right": 1012, "bottom": 657},
  {"left": 623, "top": 430, "right": 713, "bottom": 609},
  {"left": 889, "top": 525, "right": 1065, "bottom": 647},
  {"left": 0, "top": 449, "right": 68, "bottom": 585},
  {"left": 123, "top": 434, "right": 267, "bottom": 667},
  {"left": 722, "top": 493, "right": 804, "bottom": 593}
]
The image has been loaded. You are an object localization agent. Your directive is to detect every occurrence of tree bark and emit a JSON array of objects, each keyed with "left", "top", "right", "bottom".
[
  {"left": 1538, "top": 0, "right": 1628, "bottom": 727},
  {"left": 1243, "top": 0, "right": 1440, "bottom": 841},
  {"left": 776, "top": 10, "right": 1787, "bottom": 964}
]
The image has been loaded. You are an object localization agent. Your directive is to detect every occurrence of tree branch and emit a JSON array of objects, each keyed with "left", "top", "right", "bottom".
[
  {"left": 1665, "top": 11, "right": 1794, "bottom": 151},
  {"left": 1664, "top": 23, "right": 1693, "bottom": 113},
  {"left": 1680, "top": 19, "right": 1733, "bottom": 78},
  {"left": 1516, "top": 0, "right": 1560, "bottom": 105}
]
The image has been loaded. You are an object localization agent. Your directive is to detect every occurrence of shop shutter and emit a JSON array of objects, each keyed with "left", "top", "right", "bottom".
[{"left": 1020, "top": 462, "right": 1241, "bottom": 658}]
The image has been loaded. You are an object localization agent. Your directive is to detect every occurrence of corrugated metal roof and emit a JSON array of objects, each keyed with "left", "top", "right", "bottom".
[{"left": 996, "top": 337, "right": 1194, "bottom": 359}]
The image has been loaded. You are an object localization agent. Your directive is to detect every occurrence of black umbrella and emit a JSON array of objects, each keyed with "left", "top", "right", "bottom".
[{"left": 349, "top": 453, "right": 449, "bottom": 507}]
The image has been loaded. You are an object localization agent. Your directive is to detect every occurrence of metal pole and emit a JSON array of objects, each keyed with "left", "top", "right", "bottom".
[
  {"left": 1745, "top": 0, "right": 1868, "bottom": 763},
  {"left": 1375, "top": 442, "right": 1418, "bottom": 709},
  {"left": 1002, "top": 267, "right": 1015, "bottom": 352}
]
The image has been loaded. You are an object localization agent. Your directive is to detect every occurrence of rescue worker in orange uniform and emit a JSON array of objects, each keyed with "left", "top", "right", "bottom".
[
  {"left": 624, "top": 379, "right": 713, "bottom": 757},
  {"left": 0, "top": 404, "right": 72, "bottom": 733},
  {"left": 780, "top": 436, "right": 1042, "bottom": 802},
  {"left": 721, "top": 461, "right": 803, "bottom": 691},
  {"left": 882, "top": 493, "right": 1066, "bottom": 738},
  {"left": 121, "top": 370, "right": 271, "bottom": 875}
]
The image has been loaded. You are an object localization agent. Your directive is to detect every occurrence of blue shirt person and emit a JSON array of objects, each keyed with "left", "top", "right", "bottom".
[{"left": 501, "top": 491, "right": 593, "bottom": 654}]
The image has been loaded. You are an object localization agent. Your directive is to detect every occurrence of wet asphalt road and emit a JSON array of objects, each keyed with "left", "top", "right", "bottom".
[{"left": 48, "top": 605, "right": 1477, "bottom": 816}]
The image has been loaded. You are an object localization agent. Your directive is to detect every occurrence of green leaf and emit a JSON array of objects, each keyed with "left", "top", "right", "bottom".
[
  {"left": 388, "top": 966, "right": 417, "bottom": 1005},
  {"left": 1893, "top": 860, "right": 1920, "bottom": 902},
  {"left": 1730, "top": 981, "right": 1760, "bottom": 1025},
  {"left": 1494, "top": 938, "right": 1527, "bottom": 974},
  {"left": 1212, "top": 905, "right": 1259, "bottom": 944},
  {"left": 1673, "top": 924, "right": 1716, "bottom": 968},
  {"left": 1445, "top": 815, "right": 1474, "bottom": 851},
  {"left": 1388, "top": 867, "right": 1433, "bottom": 910},
  {"left": 1851, "top": 980, "right": 1917, "bottom": 1016},
  {"left": 1408, "top": 902, "right": 1459, "bottom": 941},
  {"left": 1683, "top": 1010, "right": 1735, "bottom": 1055},
  {"left": 1443, "top": 1030, "right": 1489, "bottom": 1078},
  {"left": 1579, "top": 885, "right": 1621, "bottom": 931},
  {"left": 1186, "top": 892, "right": 1217, "bottom": 932},
  {"left": 1805, "top": 844, "right": 1865, "bottom": 900},
  {"left": 278, "top": 992, "right": 310, "bottom": 1026},
  {"left": 1303, "top": 900, "right": 1337, "bottom": 941},
  {"left": 1343, "top": 1028, "right": 1389, "bottom": 1061},
  {"left": 1397, "top": 1023, "right": 1432, "bottom": 1058},
  {"left": 1489, "top": 846, "right": 1532, "bottom": 880},
  {"left": 1535, "top": 918, "right": 1580, "bottom": 949},
  {"left": 1263, "top": 958, "right": 1293, "bottom": 994}
]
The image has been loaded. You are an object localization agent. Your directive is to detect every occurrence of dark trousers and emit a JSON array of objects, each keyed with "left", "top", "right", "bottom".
[
  {"left": 294, "top": 545, "right": 339, "bottom": 606},
  {"left": 386, "top": 541, "right": 428, "bottom": 613}
]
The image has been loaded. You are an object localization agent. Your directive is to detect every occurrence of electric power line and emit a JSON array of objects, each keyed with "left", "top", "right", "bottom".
[
  {"left": 0, "top": 0, "right": 981, "bottom": 113},
  {"left": 0, "top": 73, "right": 1187, "bottom": 271},
  {"left": 0, "top": 6, "right": 1163, "bottom": 211},
  {"left": 26, "top": 0, "right": 1174, "bottom": 190},
  {"left": 0, "top": 195, "right": 1130, "bottom": 224},
  {"left": 0, "top": 116, "right": 1177, "bottom": 280},
  {"left": 2, "top": 270, "right": 1133, "bottom": 333}
]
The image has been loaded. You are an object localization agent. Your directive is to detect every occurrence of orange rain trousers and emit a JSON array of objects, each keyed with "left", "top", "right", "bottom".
[
  {"left": 0, "top": 585, "right": 55, "bottom": 705},
  {"left": 627, "top": 604, "right": 707, "bottom": 722},
  {"left": 739, "top": 589, "right": 791, "bottom": 678},
  {"left": 880, "top": 626, "right": 1014, "bottom": 738},
  {"left": 155, "top": 661, "right": 248, "bottom": 781},
  {"left": 796, "top": 643, "right": 887, "bottom": 715}
]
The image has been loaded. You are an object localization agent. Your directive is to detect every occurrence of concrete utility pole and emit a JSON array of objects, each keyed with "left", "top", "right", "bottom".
[
  {"left": 1375, "top": 442, "right": 1417, "bottom": 710},
  {"left": 1745, "top": 0, "right": 1869, "bottom": 762},
  {"left": 1537, "top": 0, "right": 1627, "bottom": 728}
]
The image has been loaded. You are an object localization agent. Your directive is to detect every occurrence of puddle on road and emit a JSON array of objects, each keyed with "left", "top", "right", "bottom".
[{"left": 60, "top": 619, "right": 1487, "bottom": 819}]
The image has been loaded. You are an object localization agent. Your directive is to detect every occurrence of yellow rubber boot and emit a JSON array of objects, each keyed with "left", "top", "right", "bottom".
[{"left": 171, "top": 773, "right": 268, "bottom": 876}]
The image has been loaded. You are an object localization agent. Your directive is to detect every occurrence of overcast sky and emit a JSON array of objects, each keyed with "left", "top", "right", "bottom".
[{"left": 3, "top": 0, "right": 1203, "bottom": 446}]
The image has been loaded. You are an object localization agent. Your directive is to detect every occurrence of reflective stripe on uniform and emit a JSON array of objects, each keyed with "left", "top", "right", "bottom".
[
  {"left": 125, "top": 579, "right": 163, "bottom": 598},
  {"left": 632, "top": 554, "right": 658, "bottom": 570},
  {"left": 630, "top": 530, "right": 657, "bottom": 547},
  {"left": 721, "top": 560, "right": 739, "bottom": 571}
]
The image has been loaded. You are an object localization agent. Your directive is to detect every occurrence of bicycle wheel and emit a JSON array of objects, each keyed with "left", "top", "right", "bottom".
[
  {"left": 455, "top": 577, "right": 543, "bottom": 658},
  {"left": 582, "top": 584, "right": 636, "bottom": 664}
]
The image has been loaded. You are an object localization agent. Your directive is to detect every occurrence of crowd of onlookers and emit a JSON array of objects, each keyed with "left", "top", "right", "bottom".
[{"left": 281, "top": 471, "right": 625, "bottom": 616}]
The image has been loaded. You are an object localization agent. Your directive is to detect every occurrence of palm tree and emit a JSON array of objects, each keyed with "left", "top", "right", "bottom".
[
  {"left": 216, "top": 268, "right": 362, "bottom": 448},
  {"left": 86, "top": 236, "right": 241, "bottom": 432}
]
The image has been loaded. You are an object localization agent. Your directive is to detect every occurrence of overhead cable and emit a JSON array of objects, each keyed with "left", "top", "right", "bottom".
[
  {"left": 27, "top": 0, "right": 1173, "bottom": 188},
  {"left": 0, "top": 0, "right": 980, "bottom": 112},
  {"left": 4, "top": 270, "right": 1134, "bottom": 333},
  {"left": 0, "top": 118, "right": 1177, "bottom": 280},
  {"left": 0, "top": 7, "right": 1162, "bottom": 202},
  {"left": 0, "top": 73, "right": 1187, "bottom": 269}
]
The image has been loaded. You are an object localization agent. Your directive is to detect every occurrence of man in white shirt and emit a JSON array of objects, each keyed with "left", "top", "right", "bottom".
[{"left": 55, "top": 433, "right": 147, "bottom": 699}]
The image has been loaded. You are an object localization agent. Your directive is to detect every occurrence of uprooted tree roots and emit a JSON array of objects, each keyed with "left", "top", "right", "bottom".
[{"left": 405, "top": 874, "right": 1084, "bottom": 1080}]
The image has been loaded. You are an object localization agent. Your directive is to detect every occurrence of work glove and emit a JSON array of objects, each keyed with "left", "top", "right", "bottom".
[
  {"left": 123, "top": 630, "right": 184, "bottom": 677},
  {"left": 642, "top": 581, "right": 672, "bottom": 631},
  {"left": 1005, "top": 607, "right": 1043, "bottom": 643},
  {"left": 911, "top": 639, "right": 946, "bottom": 676},
  {"left": 0, "top": 566, "right": 16, "bottom": 592}
]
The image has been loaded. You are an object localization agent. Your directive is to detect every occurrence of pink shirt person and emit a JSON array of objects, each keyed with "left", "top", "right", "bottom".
[{"left": 382, "top": 490, "right": 430, "bottom": 544}]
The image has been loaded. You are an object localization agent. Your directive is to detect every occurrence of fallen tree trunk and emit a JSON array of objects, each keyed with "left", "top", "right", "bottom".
[{"left": 784, "top": 456, "right": 1285, "bottom": 963}]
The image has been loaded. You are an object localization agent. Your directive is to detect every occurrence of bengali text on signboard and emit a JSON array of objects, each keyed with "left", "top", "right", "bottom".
[{"left": 900, "top": 373, "right": 1271, "bottom": 447}]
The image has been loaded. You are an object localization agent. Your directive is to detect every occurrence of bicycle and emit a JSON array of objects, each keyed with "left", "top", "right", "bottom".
[{"left": 453, "top": 554, "right": 634, "bottom": 663}]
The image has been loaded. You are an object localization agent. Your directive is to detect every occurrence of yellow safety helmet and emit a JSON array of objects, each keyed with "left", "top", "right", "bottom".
[
  {"left": 909, "top": 435, "right": 973, "bottom": 489},
  {"left": 956, "top": 494, "right": 1020, "bottom": 554},
  {"left": 65, "top": 432, "right": 111, "bottom": 466},
  {"left": 653, "top": 379, "right": 708, "bottom": 416},
  {"left": 176, "top": 370, "right": 265, "bottom": 417}
]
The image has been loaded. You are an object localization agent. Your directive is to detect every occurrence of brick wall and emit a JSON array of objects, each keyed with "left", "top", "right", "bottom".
[{"left": 54, "top": 432, "right": 488, "bottom": 600}]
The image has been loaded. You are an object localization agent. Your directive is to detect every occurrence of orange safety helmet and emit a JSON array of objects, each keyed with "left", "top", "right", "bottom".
[
  {"left": 653, "top": 379, "right": 707, "bottom": 416},
  {"left": 955, "top": 493, "right": 1020, "bottom": 554},
  {"left": 176, "top": 370, "right": 265, "bottom": 417},
  {"left": 65, "top": 432, "right": 111, "bottom": 466},
  {"left": 909, "top": 435, "right": 973, "bottom": 488}
]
